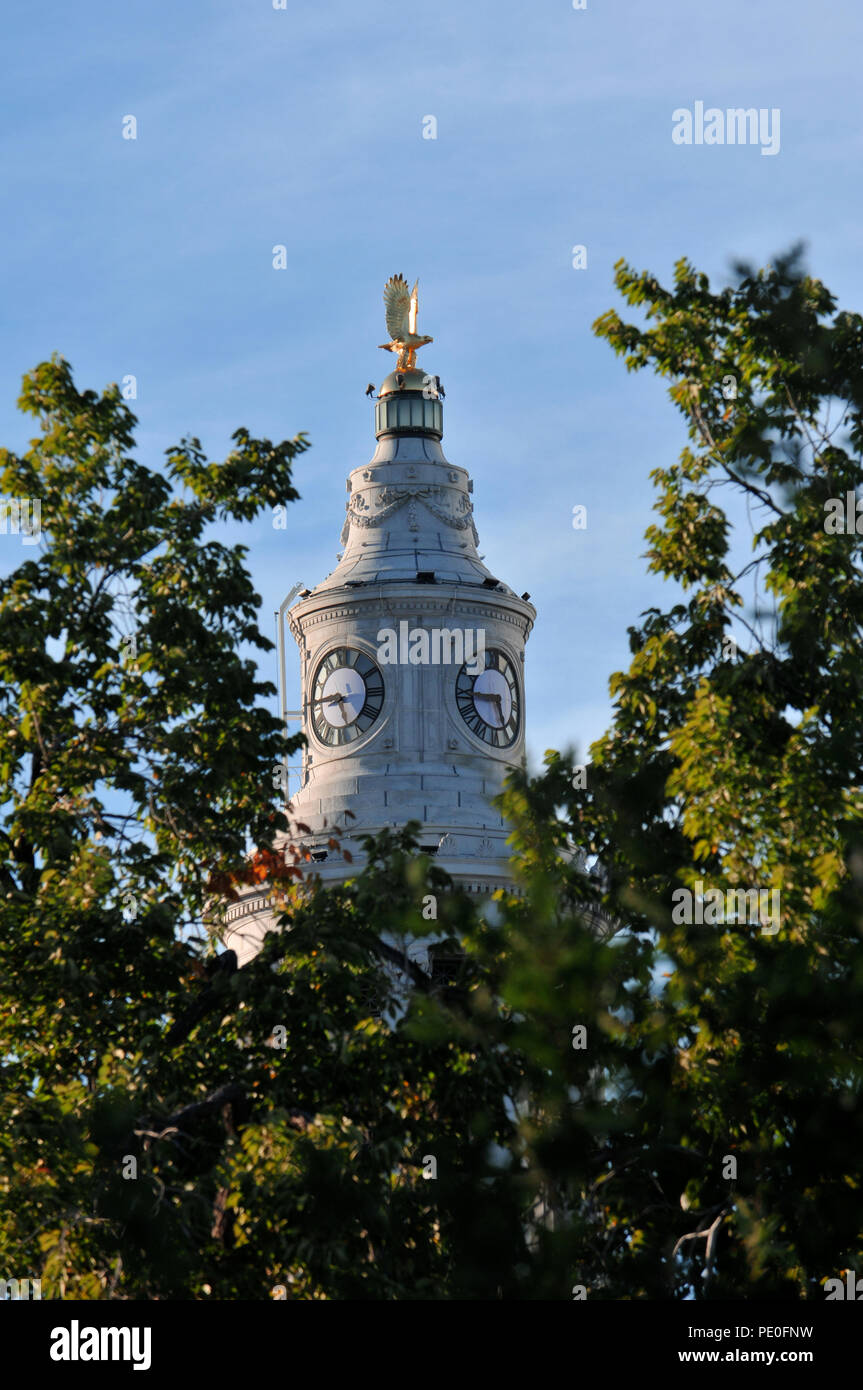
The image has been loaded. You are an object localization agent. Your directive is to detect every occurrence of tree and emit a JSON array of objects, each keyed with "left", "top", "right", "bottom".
[
  {"left": 0, "top": 355, "right": 308, "bottom": 1295},
  {"left": 500, "top": 246, "right": 863, "bottom": 1297}
]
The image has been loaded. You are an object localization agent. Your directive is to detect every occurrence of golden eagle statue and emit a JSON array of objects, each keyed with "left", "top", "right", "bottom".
[{"left": 378, "top": 273, "right": 433, "bottom": 370}]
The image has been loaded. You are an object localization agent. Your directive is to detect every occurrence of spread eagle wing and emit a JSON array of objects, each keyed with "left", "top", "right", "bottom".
[{"left": 383, "top": 273, "right": 411, "bottom": 341}]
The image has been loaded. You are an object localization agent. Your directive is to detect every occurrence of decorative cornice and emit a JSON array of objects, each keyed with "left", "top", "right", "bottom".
[
  {"left": 290, "top": 596, "right": 534, "bottom": 640},
  {"left": 222, "top": 894, "right": 272, "bottom": 925}
]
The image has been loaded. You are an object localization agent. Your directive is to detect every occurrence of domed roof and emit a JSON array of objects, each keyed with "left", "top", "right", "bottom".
[{"left": 378, "top": 367, "right": 433, "bottom": 397}]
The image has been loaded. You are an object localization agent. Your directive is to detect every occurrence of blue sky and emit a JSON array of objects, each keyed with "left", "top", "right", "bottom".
[{"left": 2, "top": 0, "right": 862, "bottom": 772}]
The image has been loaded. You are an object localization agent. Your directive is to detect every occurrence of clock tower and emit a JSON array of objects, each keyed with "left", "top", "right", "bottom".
[{"left": 223, "top": 276, "right": 535, "bottom": 963}]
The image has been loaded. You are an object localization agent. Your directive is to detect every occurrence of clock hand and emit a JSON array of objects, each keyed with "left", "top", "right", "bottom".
[{"left": 474, "top": 690, "right": 506, "bottom": 725}]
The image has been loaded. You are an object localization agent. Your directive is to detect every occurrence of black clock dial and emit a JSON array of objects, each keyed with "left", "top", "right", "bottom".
[
  {"left": 310, "top": 647, "right": 384, "bottom": 746},
  {"left": 455, "top": 647, "right": 520, "bottom": 748}
]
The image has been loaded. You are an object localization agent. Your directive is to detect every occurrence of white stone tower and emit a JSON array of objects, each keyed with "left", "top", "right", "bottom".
[{"left": 223, "top": 278, "right": 535, "bottom": 963}]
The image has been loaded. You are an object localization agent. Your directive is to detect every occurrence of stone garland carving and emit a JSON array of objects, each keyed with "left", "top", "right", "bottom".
[{"left": 340, "top": 485, "right": 480, "bottom": 545}]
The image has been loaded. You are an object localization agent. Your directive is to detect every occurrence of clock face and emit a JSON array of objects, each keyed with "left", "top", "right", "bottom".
[
  {"left": 455, "top": 648, "right": 520, "bottom": 748},
  {"left": 310, "top": 647, "right": 385, "bottom": 746}
]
